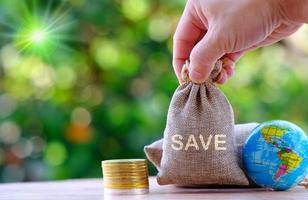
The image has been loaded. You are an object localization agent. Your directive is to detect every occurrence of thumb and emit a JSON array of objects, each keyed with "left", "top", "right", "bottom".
[{"left": 189, "top": 31, "right": 225, "bottom": 83}]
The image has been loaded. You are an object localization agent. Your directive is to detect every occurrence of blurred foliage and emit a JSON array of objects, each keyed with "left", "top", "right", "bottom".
[{"left": 0, "top": 0, "right": 308, "bottom": 183}]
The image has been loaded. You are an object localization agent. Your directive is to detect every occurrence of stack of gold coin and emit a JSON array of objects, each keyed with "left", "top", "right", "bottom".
[{"left": 102, "top": 159, "right": 149, "bottom": 195}]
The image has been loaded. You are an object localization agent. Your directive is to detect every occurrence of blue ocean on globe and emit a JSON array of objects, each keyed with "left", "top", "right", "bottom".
[{"left": 243, "top": 120, "right": 308, "bottom": 190}]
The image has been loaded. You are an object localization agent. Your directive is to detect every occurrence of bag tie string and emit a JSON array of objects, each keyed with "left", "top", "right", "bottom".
[{"left": 181, "top": 59, "right": 223, "bottom": 84}]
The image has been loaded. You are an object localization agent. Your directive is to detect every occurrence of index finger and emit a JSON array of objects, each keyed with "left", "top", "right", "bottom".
[{"left": 172, "top": 5, "right": 206, "bottom": 83}]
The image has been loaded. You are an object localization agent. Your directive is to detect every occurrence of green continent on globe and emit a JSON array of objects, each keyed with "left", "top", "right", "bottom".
[{"left": 261, "top": 126, "right": 303, "bottom": 179}]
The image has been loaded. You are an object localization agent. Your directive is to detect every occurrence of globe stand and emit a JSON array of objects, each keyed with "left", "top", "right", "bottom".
[{"left": 298, "top": 178, "right": 308, "bottom": 189}]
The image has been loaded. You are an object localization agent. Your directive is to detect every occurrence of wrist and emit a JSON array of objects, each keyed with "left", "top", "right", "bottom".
[{"left": 277, "top": 0, "right": 308, "bottom": 23}]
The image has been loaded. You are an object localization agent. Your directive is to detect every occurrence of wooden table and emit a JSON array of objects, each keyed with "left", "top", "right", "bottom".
[{"left": 0, "top": 177, "right": 307, "bottom": 200}]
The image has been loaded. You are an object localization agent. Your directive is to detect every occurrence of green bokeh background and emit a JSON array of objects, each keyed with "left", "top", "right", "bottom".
[{"left": 0, "top": 0, "right": 308, "bottom": 182}]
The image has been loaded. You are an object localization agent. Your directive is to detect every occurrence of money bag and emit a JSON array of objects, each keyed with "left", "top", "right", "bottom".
[{"left": 157, "top": 61, "right": 249, "bottom": 186}]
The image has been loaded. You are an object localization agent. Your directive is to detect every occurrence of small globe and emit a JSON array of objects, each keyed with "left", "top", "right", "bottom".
[{"left": 243, "top": 120, "right": 308, "bottom": 190}]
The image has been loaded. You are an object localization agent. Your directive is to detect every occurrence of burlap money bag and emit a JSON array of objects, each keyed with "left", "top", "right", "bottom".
[
  {"left": 144, "top": 123, "right": 259, "bottom": 170},
  {"left": 157, "top": 61, "right": 249, "bottom": 186}
]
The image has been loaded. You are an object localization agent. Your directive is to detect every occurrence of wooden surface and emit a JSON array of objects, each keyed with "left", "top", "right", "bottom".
[{"left": 0, "top": 177, "right": 307, "bottom": 200}]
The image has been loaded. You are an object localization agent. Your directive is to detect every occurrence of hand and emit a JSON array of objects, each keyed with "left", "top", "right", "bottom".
[{"left": 173, "top": 0, "right": 304, "bottom": 84}]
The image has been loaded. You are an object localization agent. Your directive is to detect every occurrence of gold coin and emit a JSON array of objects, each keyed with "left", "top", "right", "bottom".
[
  {"left": 104, "top": 183, "right": 149, "bottom": 189},
  {"left": 104, "top": 183, "right": 149, "bottom": 187},
  {"left": 103, "top": 167, "right": 148, "bottom": 172},
  {"left": 104, "top": 185, "right": 148, "bottom": 189},
  {"left": 102, "top": 159, "right": 146, "bottom": 165},
  {"left": 103, "top": 174, "right": 148, "bottom": 178},
  {"left": 103, "top": 170, "right": 148, "bottom": 175},
  {"left": 103, "top": 175, "right": 148, "bottom": 179},
  {"left": 104, "top": 181, "right": 149, "bottom": 186},
  {"left": 103, "top": 170, "right": 147, "bottom": 174},
  {"left": 104, "top": 177, "right": 148, "bottom": 182},
  {"left": 103, "top": 163, "right": 147, "bottom": 166},
  {"left": 103, "top": 164, "right": 147, "bottom": 167},
  {"left": 104, "top": 180, "right": 148, "bottom": 184},
  {"left": 103, "top": 166, "right": 147, "bottom": 170}
]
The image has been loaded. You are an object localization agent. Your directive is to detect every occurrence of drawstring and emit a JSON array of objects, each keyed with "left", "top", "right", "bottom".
[
  {"left": 181, "top": 60, "right": 223, "bottom": 84},
  {"left": 181, "top": 60, "right": 190, "bottom": 82}
]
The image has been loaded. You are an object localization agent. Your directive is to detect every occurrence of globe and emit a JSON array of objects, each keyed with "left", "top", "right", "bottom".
[{"left": 243, "top": 120, "right": 308, "bottom": 190}]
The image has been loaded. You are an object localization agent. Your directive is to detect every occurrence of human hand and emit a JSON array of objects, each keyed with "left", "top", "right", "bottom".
[{"left": 173, "top": 0, "right": 304, "bottom": 84}]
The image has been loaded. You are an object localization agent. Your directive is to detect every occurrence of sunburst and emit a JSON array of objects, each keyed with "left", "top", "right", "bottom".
[{"left": 0, "top": 0, "right": 76, "bottom": 61}]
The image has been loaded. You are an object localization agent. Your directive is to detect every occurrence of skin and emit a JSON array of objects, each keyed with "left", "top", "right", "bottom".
[{"left": 173, "top": 0, "right": 308, "bottom": 84}]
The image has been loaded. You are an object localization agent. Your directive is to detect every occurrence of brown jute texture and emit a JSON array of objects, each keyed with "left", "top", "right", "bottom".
[
  {"left": 144, "top": 123, "right": 259, "bottom": 170},
  {"left": 156, "top": 61, "right": 249, "bottom": 186}
]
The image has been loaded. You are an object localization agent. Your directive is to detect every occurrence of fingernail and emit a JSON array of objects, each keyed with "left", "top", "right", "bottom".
[
  {"left": 216, "top": 71, "right": 227, "bottom": 84},
  {"left": 225, "top": 64, "right": 235, "bottom": 77}
]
